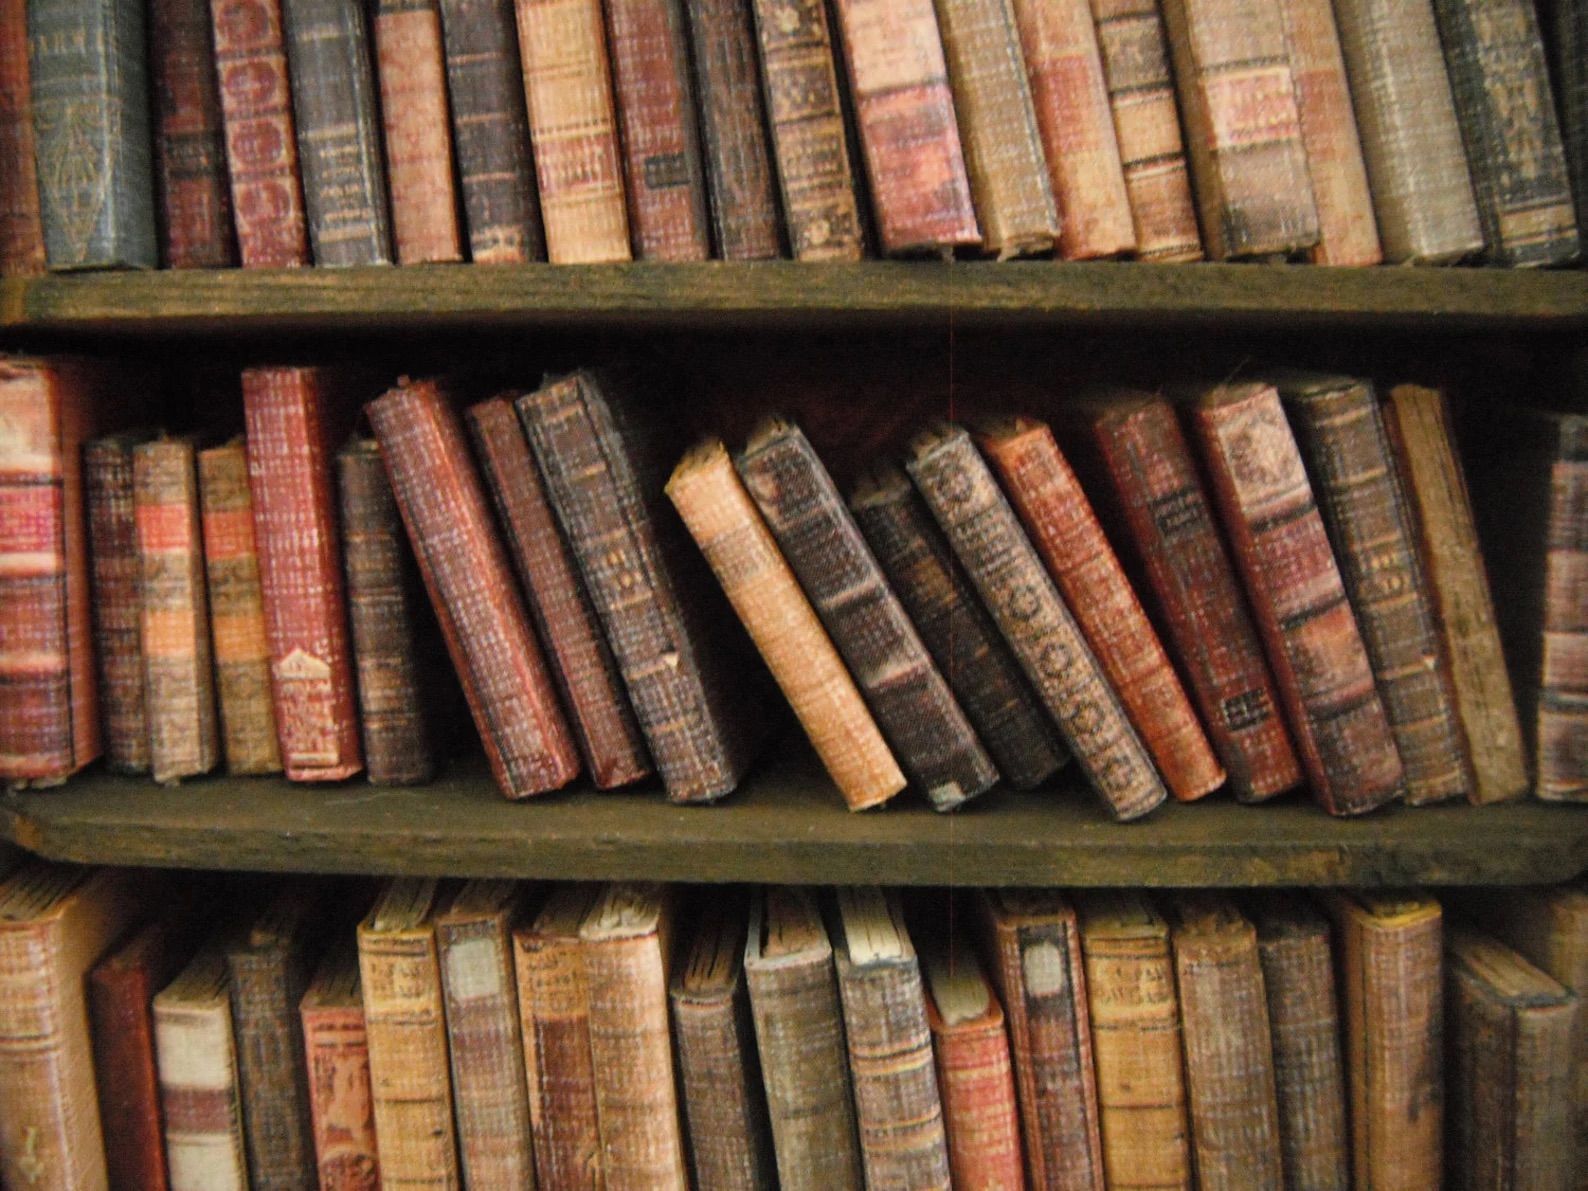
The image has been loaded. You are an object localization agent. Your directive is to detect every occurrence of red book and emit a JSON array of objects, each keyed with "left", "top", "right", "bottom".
[
  {"left": 300, "top": 938, "right": 381, "bottom": 1191},
  {"left": 0, "top": 0, "right": 45, "bottom": 273},
  {"left": 150, "top": 0, "right": 237, "bottom": 267}
]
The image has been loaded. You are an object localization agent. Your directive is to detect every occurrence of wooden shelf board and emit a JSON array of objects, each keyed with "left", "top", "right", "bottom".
[{"left": 4, "top": 262, "right": 1586, "bottom": 334}]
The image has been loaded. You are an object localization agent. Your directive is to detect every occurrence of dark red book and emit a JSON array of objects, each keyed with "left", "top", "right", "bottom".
[
  {"left": 150, "top": 0, "right": 237, "bottom": 267},
  {"left": 0, "top": 0, "right": 44, "bottom": 274}
]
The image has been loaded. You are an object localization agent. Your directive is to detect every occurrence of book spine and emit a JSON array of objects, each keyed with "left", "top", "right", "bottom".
[
  {"left": 90, "top": 959, "right": 174, "bottom": 1191},
  {"left": 300, "top": 1004, "right": 381, "bottom": 1190},
  {"left": 831, "top": 0, "right": 981, "bottom": 255},
  {"left": 931, "top": 1017, "right": 1024, "bottom": 1191},
  {"left": 465, "top": 398, "right": 650, "bottom": 790},
  {"left": 514, "top": 932, "right": 603, "bottom": 1191},
  {"left": 437, "top": 0, "right": 544, "bottom": 262},
  {"left": 210, "top": 0, "right": 311, "bottom": 267},
  {"left": 1277, "top": 0, "right": 1381, "bottom": 266},
  {"left": 685, "top": 0, "right": 781, "bottom": 259},
  {"left": 933, "top": 0, "right": 1059, "bottom": 258},
  {"left": 1431, "top": 0, "right": 1579, "bottom": 267},
  {"left": 513, "top": 0, "right": 631, "bottom": 262},
  {"left": 366, "top": 381, "right": 580, "bottom": 799},
  {"left": 156, "top": 998, "right": 250, "bottom": 1190},
  {"left": 1539, "top": 420, "right": 1588, "bottom": 800},
  {"left": 0, "top": 0, "right": 44, "bottom": 273},
  {"left": 282, "top": 0, "right": 395, "bottom": 265},
  {"left": 907, "top": 425, "right": 1165, "bottom": 821},
  {"left": 85, "top": 436, "right": 151, "bottom": 773},
  {"left": 135, "top": 438, "right": 220, "bottom": 785},
  {"left": 749, "top": 0, "right": 866, "bottom": 260},
  {"left": 242, "top": 367, "right": 364, "bottom": 781},
  {"left": 1552, "top": 0, "right": 1588, "bottom": 233},
  {"left": 670, "top": 984, "right": 777, "bottom": 1189},
  {"left": 229, "top": 950, "right": 318, "bottom": 1190},
  {"left": 1088, "top": 0, "right": 1201, "bottom": 261},
  {"left": 149, "top": 0, "right": 237, "bottom": 267},
  {"left": 1191, "top": 387, "right": 1404, "bottom": 816},
  {"left": 26, "top": 0, "right": 158, "bottom": 268}
]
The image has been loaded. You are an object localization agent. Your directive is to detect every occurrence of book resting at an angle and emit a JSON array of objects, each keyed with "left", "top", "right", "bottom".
[{"left": 299, "top": 937, "right": 380, "bottom": 1189}]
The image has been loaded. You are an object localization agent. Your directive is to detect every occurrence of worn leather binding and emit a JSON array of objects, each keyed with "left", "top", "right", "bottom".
[
  {"left": 738, "top": 418, "right": 996, "bottom": 810},
  {"left": 300, "top": 937, "right": 381, "bottom": 1190},
  {"left": 1190, "top": 382, "right": 1404, "bottom": 816},
  {"left": 367, "top": 378, "right": 580, "bottom": 800},
  {"left": 830, "top": 0, "right": 981, "bottom": 255},
  {"left": 149, "top": 0, "right": 236, "bottom": 267},
  {"left": 1551, "top": 0, "right": 1588, "bottom": 231},
  {"left": 466, "top": 397, "right": 650, "bottom": 790},
  {"left": 437, "top": 0, "right": 545, "bottom": 262},
  {"left": 0, "top": 0, "right": 44, "bottom": 273}
]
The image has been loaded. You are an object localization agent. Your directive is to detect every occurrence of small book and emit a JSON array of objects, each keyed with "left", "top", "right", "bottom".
[
  {"left": 0, "top": 0, "right": 45, "bottom": 274},
  {"left": 299, "top": 936, "right": 381, "bottom": 1190},
  {"left": 1550, "top": 0, "right": 1588, "bottom": 233}
]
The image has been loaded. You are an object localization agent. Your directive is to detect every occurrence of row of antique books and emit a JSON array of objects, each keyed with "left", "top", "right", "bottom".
[
  {"left": 0, "top": 354, "right": 1581, "bottom": 818},
  {"left": 1, "top": 0, "right": 1585, "bottom": 272},
  {"left": 0, "top": 861, "right": 1583, "bottom": 1190}
]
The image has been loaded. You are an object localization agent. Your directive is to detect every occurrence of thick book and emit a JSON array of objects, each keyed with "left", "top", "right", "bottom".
[
  {"left": 743, "top": 886, "right": 865, "bottom": 1191},
  {"left": 979, "top": 415, "right": 1225, "bottom": 802},
  {"left": 300, "top": 936, "right": 381, "bottom": 1190},
  {"left": 0, "top": 0, "right": 44, "bottom": 273},
  {"left": 27, "top": 0, "right": 157, "bottom": 269},
  {"left": 1384, "top": 382, "right": 1528, "bottom": 803},
  {"left": 971, "top": 888, "right": 1105, "bottom": 1191},
  {"left": 367, "top": 377, "right": 581, "bottom": 799},
  {"left": 669, "top": 439, "right": 905, "bottom": 810},
  {"left": 1278, "top": 371, "right": 1470, "bottom": 806},
  {"left": 466, "top": 396, "right": 651, "bottom": 790},
  {"left": 149, "top": 0, "right": 236, "bottom": 267},
  {"left": 1189, "top": 381, "right": 1404, "bottom": 816},
  {"left": 906, "top": 422, "right": 1166, "bottom": 821}
]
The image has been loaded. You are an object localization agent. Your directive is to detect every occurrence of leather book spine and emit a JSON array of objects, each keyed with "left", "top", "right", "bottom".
[
  {"left": 197, "top": 441, "right": 283, "bottom": 776},
  {"left": 0, "top": 0, "right": 44, "bottom": 274},
  {"left": 85, "top": 433, "right": 152, "bottom": 774},
  {"left": 926, "top": 996, "right": 1023, "bottom": 1191},
  {"left": 830, "top": 0, "right": 981, "bottom": 255},
  {"left": 242, "top": 366, "right": 364, "bottom": 781},
  {"left": 1158, "top": 0, "right": 1319, "bottom": 259},
  {"left": 1539, "top": 417, "right": 1587, "bottom": 801},
  {"left": 437, "top": 0, "right": 545, "bottom": 262},
  {"left": 1432, "top": 0, "right": 1579, "bottom": 266},
  {"left": 668, "top": 440, "right": 905, "bottom": 810},
  {"left": 366, "top": 379, "right": 580, "bottom": 799},
  {"left": 851, "top": 467, "right": 1066, "bottom": 791},
  {"left": 749, "top": 0, "right": 866, "bottom": 260},
  {"left": 282, "top": 0, "right": 395, "bottom": 265},
  {"left": 737, "top": 420, "right": 997, "bottom": 810},
  {"left": 933, "top": 0, "right": 1059, "bottom": 258},
  {"left": 1277, "top": 0, "right": 1381, "bottom": 265},
  {"left": 1330, "top": 0, "right": 1482, "bottom": 262},
  {"left": 26, "top": 0, "right": 158, "bottom": 269},
  {"left": 513, "top": 0, "right": 631, "bottom": 263},
  {"left": 1281, "top": 375, "right": 1470, "bottom": 806},
  {"left": 981, "top": 418, "right": 1225, "bottom": 802},
  {"left": 300, "top": 992, "right": 380, "bottom": 1190},
  {"left": 134, "top": 437, "right": 221, "bottom": 785},
  {"left": 1011, "top": 0, "right": 1135, "bottom": 259},
  {"left": 1088, "top": 0, "right": 1201, "bottom": 261},
  {"left": 209, "top": 0, "right": 311, "bottom": 267},
  {"left": 150, "top": 0, "right": 237, "bottom": 267},
  {"left": 907, "top": 424, "right": 1165, "bottom": 821},
  {"left": 685, "top": 0, "right": 781, "bottom": 259},
  {"left": 1190, "top": 383, "right": 1404, "bottom": 816},
  {"left": 1082, "top": 397, "right": 1299, "bottom": 802},
  {"left": 465, "top": 397, "right": 650, "bottom": 790},
  {"left": 336, "top": 437, "right": 436, "bottom": 786},
  {"left": 1551, "top": 0, "right": 1588, "bottom": 232},
  {"left": 604, "top": 0, "right": 712, "bottom": 260}
]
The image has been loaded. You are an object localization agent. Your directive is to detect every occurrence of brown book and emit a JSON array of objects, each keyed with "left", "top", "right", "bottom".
[
  {"left": 357, "top": 877, "right": 461, "bottom": 1187},
  {"left": 1088, "top": 0, "right": 1202, "bottom": 262},
  {"left": 1321, "top": 889, "right": 1443, "bottom": 1191},
  {"left": 1330, "top": 0, "right": 1483, "bottom": 263},
  {"left": 210, "top": 0, "right": 312, "bottom": 267},
  {"left": 375, "top": 0, "right": 466, "bottom": 263},
  {"left": 748, "top": 0, "right": 866, "bottom": 260},
  {"left": 972, "top": 888, "right": 1105, "bottom": 1191},
  {"left": 465, "top": 396, "right": 651, "bottom": 790},
  {"left": 134, "top": 436, "right": 220, "bottom": 786},
  {"left": 1164, "top": 893, "right": 1283, "bottom": 1190},
  {"left": 1383, "top": 383, "right": 1527, "bottom": 804},
  {"left": 831, "top": 886, "right": 950, "bottom": 1191},
  {"left": 300, "top": 936, "right": 381, "bottom": 1190},
  {"left": 1189, "top": 381, "right": 1404, "bottom": 816},
  {"left": 668, "top": 892, "right": 777, "bottom": 1190},
  {"left": 979, "top": 416, "right": 1225, "bottom": 802},
  {"left": 831, "top": 0, "right": 981, "bottom": 255},
  {"left": 1553, "top": 0, "right": 1588, "bottom": 235},
  {"left": 1278, "top": 372, "right": 1470, "bottom": 806},
  {"left": 198, "top": 440, "right": 283, "bottom": 776},
  {"left": 737, "top": 418, "right": 996, "bottom": 810},
  {"left": 906, "top": 422, "right": 1166, "bottom": 821},
  {"left": 368, "top": 377, "right": 581, "bottom": 800},
  {"left": 1073, "top": 891, "right": 1191, "bottom": 1191},
  {"left": 669, "top": 439, "right": 905, "bottom": 811},
  {"left": 1159, "top": 0, "right": 1320, "bottom": 259},
  {"left": 743, "top": 886, "right": 865, "bottom": 1191},
  {"left": 0, "top": 0, "right": 44, "bottom": 274},
  {"left": 1012, "top": 0, "right": 1136, "bottom": 259}
]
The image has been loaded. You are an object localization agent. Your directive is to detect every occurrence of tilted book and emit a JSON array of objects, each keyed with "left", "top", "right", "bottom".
[
  {"left": 149, "top": 0, "right": 236, "bottom": 267},
  {"left": 299, "top": 936, "right": 380, "bottom": 1190},
  {"left": 0, "top": 0, "right": 44, "bottom": 273}
]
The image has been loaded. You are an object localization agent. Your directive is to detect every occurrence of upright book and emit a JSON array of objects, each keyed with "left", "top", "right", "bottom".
[
  {"left": 299, "top": 937, "right": 381, "bottom": 1189},
  {"left": 0, "top": 0, "right": 44, "bottom": 273},
  {"left": 149, "top": 0, "right": 236, "bottom": 267}
]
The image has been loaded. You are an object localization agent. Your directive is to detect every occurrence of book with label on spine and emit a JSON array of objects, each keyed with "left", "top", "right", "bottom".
[
  {"left": 300, "top": 936, "right": 381, "bottom": 1190},
  {"left": 150, "top": 0, "right": 237, "bottom": 267},
  {"left": 0, "top": 0, "right": 44, "bottom": 274}
]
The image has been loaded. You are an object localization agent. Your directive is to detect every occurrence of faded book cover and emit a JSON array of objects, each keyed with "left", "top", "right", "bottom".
[
  {"left": 0, "top": 0, "right": 44, "bottom": 273},
  {"left": 301, "top": 936, "right": 380, "bottom": 1190}
]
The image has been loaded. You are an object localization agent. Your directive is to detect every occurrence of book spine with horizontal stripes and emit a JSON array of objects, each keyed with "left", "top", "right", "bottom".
[
  {"left": 85, "top": 432, "right": 151, "bottom": 773},
  {"left": 1537, "top": 417, "right": 1587, "bottom": 800},
  {"left": 0, "top": 0, "right": 44, "bottom": 273}
]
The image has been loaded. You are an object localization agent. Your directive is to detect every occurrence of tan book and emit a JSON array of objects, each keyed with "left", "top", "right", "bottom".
[{"left": 300, "top": 937, "right": 381, "bottom": 1191}]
